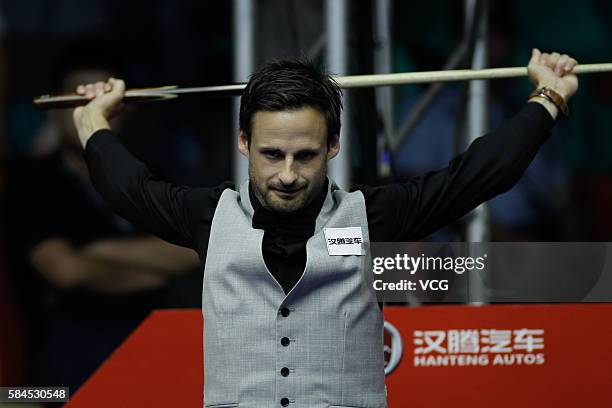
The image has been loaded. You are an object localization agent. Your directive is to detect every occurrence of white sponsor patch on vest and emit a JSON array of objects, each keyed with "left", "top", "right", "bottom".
[{"left": 324, "top": 227, "right": 364, "bottom": 256}]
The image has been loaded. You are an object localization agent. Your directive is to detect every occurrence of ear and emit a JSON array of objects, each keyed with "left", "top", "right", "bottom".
[
  {"left": 327, "top": 133, "right": 340, "bottom": 160},
  {"left": 238, "top": 129, "right": 249, "bottom": 158}
]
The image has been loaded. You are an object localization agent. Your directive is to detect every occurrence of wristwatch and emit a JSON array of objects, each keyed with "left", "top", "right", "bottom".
[{"left": 528, "top": 86, "right": 569, "bottom": 116}]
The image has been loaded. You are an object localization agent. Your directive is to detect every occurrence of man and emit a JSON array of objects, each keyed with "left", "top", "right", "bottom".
[
  {"left": 73, "top": 49, "right": 577, "bottom": 407},
  {"left": 1, "top": 55, "right": 199, "bottom": 391}
]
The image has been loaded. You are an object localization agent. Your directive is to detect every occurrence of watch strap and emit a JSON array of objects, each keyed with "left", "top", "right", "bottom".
[{"left": 529, "top": 86, "right": 569, "bottom": 116}]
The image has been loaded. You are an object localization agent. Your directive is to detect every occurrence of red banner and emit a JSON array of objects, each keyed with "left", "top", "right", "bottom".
[
  {"left": 67, "top": 304, "right": 612, "bottom": 407},
  {"left": 384, "top": 304, "right": 612, "bottom": 407}
]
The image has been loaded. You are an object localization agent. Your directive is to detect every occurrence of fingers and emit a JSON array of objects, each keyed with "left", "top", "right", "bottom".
[
  {"left": 530, "top": 48, "right": 541, "bottom": 65},
  {"left": 108, "top": 77, "right": 126, "bottom": 95},
  {"left": 79, "top": 83, "right": 102, "bottom": 99},
  {"left": 565, "top": 57, "right": 578, "bottom": 72},
  {"left": 534, "top": 49, "right": 578, "bottom": 76},
  {"left": 85, "top": 84, "right": 95, "bottom": 99},
  {"left": 553, "top": 53, "right": 577, "bottom": 76},
  {"left": 550, "top": 52, "right": 561, "bottom": 65},
  {"left": 75, "top": 78, "right": 124, "bottom": 99},
  {"left": 556, "top": 55, "right": 570, "bottom": 75},
  {"left": 541, "top": 52, "right": 560, "bottom": 68},
  {"left": 95, "top": 81, "right": 106, "bottom": 97}
]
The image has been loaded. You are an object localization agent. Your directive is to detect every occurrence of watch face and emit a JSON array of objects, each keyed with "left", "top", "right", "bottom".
[{"left": 529, "top": 87, "right": 568, "bottom": 116}]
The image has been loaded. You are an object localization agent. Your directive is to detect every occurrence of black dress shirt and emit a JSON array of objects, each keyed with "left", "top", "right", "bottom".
[{"left": 83, "top": 102, "right": 554, "bottom": 295}]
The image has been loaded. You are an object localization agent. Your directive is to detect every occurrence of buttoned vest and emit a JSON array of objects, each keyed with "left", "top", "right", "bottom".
[{"left": 202, "top": 180, "right": 386, "bottom": 408}]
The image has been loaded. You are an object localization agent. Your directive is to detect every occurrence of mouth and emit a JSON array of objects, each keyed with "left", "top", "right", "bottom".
[{"left": 271, "top": 187, "right": 305, "bottom": 198}]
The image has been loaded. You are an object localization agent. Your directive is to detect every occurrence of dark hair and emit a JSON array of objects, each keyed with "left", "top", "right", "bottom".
[{"left": 239, "top": 58, "right": 343, "bottom": 147}]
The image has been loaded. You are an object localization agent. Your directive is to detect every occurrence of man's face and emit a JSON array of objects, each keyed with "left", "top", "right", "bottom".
[{"left": 238, "top": 107, "right": 339, "bottom": 213}]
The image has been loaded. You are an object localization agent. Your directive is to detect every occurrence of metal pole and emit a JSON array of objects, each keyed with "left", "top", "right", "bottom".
[
  {"left": 233, "top": 0, "right": 255, "bottom": 186},
  {"left": 465, "top": 0, "right": 489, "bottom": 243},
  {"left": 325, "top": 0, "right": 349, "bottom": 188},
  {"left": 374, "top": 0, "right": 394, "bottom": 179},
  {"left": 464, "top": 0, "right": 489, "bottom": 303}
]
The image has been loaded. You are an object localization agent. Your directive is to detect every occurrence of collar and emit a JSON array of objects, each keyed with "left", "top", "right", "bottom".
[{"left": 250, "top": 178, "right": 329, "bottom": 229}]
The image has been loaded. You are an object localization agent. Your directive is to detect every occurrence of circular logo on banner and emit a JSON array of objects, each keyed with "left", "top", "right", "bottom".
[{"left": 384, "top": 321, "right": 403, "bottom": 375}]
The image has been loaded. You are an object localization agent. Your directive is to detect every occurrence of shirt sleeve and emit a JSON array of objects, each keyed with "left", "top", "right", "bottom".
[
  {"left": 83, "top": 129, "right": 230, "bottom": 249},
  {"left": 360, "top": 102, "right": 556, "bottom": 241}
]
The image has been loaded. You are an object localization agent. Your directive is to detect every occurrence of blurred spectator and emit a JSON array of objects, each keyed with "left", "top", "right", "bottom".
[
  {"left": 0, "top": 0, "right": 232, "bottom": 183},
  {"left": 391, "top": 1, "right": 571, "bottom": 241},
  {"left": 393, "top": 86, "right": 570, "bottom": 241},
  {"left": 0, "top": 43, "right": 199, "bottom": 391}
]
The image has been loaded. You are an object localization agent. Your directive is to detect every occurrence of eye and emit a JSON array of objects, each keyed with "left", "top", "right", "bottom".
[
  {"left": 262, "top": 149, "right": 283, "bottom": 160},
  {"left": 295, "top": 151, "right": 317, "bottom": 161}
]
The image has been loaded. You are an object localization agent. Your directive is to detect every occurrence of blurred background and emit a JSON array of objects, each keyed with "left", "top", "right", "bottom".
[{"left": 0, "top": 0, "right": 611, "bottom": 399}]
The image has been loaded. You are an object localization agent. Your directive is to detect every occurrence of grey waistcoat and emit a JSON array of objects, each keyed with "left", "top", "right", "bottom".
[{"left": 202, "top": 180, "right": 386, "bottom": 408}]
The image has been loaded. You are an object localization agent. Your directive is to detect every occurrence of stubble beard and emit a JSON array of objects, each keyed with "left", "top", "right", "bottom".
[{"left": 249, "top": 167, "right": 327, "bottom": 214}]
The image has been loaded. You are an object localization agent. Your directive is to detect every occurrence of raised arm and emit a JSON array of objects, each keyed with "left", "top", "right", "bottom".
[
  {"left": 363, "top": 49, "right": 579, "bottom": 241},
  {"left": 73, "top": 78, "right": 222, "bottom": 249}
]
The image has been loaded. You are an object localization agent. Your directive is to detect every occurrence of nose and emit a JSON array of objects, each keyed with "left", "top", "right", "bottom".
[{"left": 278, "top": 158, "right": 298, "bottom": 186}]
